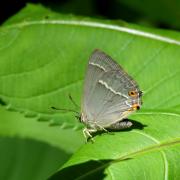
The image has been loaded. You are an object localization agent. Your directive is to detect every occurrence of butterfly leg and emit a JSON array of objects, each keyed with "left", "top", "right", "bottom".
[
  {"left": 83, "top": 128, "right": 96, "bottom": 142},
  {"left": 108, "top": 120, "right": 133, "bottom": 130},
  {"left": 94, "top": 123, "right": 109, "bottom": 133}
]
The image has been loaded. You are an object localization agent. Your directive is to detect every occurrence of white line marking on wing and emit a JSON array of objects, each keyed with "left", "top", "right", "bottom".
[
  {"left": 89, "top": 62, "right": 106, "bottom": 72},
  {"left": 99, "top": 80, "right": 129, "bottom": 99}
]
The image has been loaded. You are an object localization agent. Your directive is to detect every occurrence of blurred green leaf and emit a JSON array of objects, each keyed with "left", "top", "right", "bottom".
[
  {"left": 0, "top": 107, "right": 83, "bottom": 153},
  {"left": 0, "top": 4, "right": 180, "bottom": 179},
  {"left": 0, "top": 137, "right": 70, "bottom": 180}
]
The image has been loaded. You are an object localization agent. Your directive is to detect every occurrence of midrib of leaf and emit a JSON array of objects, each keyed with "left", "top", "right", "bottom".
[
  {"left": 116, "top": 138, "right": 180, "bottom": 161},
  {"left": 73, "top": 138, "right": 180, "bottom": 180},
  {"left": 135, "top": 110, "right": 180, "bottom": 117},
  {"left": 2, "top": 19, "right": 180, "bottom": 45}
]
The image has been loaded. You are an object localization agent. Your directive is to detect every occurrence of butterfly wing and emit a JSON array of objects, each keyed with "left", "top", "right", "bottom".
[{"left": 82, "top": 49, "right": 141, "bottom": 129}]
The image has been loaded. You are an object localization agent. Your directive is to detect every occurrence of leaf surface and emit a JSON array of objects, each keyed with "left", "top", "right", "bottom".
[{"left": 0, "top": 4, "right": 180, "bottom": 179}]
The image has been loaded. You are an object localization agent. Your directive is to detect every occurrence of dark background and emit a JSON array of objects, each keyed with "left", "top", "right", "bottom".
[{"left": 0, "top": 0, "right": 180, "bottom": 30}]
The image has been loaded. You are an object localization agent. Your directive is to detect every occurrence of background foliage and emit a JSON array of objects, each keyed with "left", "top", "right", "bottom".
[{"left": 0, "top": 1, "right": 180, "bottom": 180}]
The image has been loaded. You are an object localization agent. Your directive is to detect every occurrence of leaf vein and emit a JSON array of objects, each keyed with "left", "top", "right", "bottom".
[
  {"left": 135, "top": 111, "right": 180, "bottom": 117},
  {"left": 133, "top": 44, "right": 168, "bottom": 77},
  {"left": 3, "top": 20, "right": 180, "bottom": 45},
  {"left": 144, "top": 70, "right": 179, "bottom": 95},
  {"left": 0, "top": 79, "right": 83, "bottom": 99},
  {"left": 132, "top": 131, "right": 168, "bottom": 180}
]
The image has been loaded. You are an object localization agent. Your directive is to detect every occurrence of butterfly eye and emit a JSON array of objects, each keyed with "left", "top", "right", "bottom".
[{"left": 128, "top": 90, "right": 137, "bottom": 97}]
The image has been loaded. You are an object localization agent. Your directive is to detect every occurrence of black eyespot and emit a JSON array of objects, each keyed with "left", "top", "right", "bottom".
[{"left": 128, "top": 91, "right": 137, "bottom": 97}]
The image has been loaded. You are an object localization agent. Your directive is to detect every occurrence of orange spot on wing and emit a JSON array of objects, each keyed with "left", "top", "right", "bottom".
[
  {"left": 132, "top": 104, "right": 140, "bottom": 110},
  {"left": 128, "top": 90, "right": 138, "bottom": 97},
  {"left": 128, "top": 103, "right": 140, "bottom": 111}
]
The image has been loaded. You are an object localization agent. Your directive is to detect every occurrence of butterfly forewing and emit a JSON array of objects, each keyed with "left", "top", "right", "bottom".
[
  {"left": 82, "top": 49, "right": 140, "bottom": 129},
  {"left": 82, "top": 49, "right": 121, "bottom": 118}
]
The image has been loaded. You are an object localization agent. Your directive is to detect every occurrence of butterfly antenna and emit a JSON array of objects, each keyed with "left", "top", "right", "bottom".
[
  {"left": 68, "top": 94, "right": 80, "bottom": 109},
  {"left": 51, "top": 106, "right": 79, "bottom": 115}
]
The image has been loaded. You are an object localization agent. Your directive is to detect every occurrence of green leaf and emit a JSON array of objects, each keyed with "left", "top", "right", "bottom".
[
  {"left": 0, "top": 107, "right": 83, "bottom": 153},
  {"left": 0, "top": 4, "right": 180, "bottom": 179},
  {"left": 51, "top": 112, "right": 180, "bottom": 179},
  {"left": 0, "top": 137, "right": 70, "bottom": 180}
]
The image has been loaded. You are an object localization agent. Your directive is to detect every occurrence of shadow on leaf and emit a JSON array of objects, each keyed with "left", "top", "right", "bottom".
[
  {"left": 49, "top": 160, "right": 110, "bottom": 180},
  {"left": 92, "top": 119, "right": 147, "bottom": 137},
  {"left": 49, "top": 157, "right": 132, "bottom": 180},
  {"left": 0, "top": 97, "right": 6, "bottom": 106}
]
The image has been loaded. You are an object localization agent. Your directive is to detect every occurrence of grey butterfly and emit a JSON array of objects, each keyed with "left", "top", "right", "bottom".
[{"left": 80, "top": 49, "right": 142, "bottom": 140}]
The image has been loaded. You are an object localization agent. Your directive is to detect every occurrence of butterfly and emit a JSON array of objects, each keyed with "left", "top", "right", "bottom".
[{"left": 80, "top": 49, "right": 143, "bottom": 140}]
